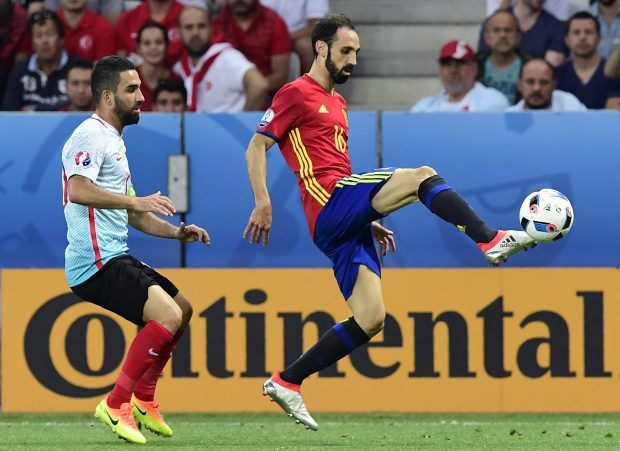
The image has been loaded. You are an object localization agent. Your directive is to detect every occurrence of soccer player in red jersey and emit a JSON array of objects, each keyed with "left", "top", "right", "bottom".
[{"left": 243, "top": 14, "right": 536, "bottom": 431}]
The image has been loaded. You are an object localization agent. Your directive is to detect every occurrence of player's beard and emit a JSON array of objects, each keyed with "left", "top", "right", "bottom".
[
  {"left": 326, "top": 48, "right": 354, "bottom": 84},
  {"left": 113, "top": 94, "right": 140, "bottom": 126}
]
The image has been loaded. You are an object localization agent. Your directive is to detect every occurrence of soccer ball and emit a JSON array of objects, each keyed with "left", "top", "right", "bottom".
[{"left": 519, "top": 189, "right": 574, "bottom": 242}]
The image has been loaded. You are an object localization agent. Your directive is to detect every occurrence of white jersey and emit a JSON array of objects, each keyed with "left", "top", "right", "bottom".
[
  {"left": 411, "top": 82, "right": 509, "bottom": 112},
  {"left": 62, "top": 114, "right": 133, "bottom": 286},
  {"left": 172, "top": 42, "right": 255, "bottom": 113},
  {"left": 507, "top": 90, "right": 588, "bottom": 112}
]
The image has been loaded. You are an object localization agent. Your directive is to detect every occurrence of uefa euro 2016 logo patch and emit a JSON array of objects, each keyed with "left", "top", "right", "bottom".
[
  {"left": 259, "top": 108, "right": 274, "bottom": 127},
  {"left": 75, "top": 151, "right": 91, "bottom": 167}
]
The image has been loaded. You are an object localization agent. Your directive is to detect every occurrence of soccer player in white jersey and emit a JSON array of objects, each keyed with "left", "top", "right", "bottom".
[{"left": 61, "top": 56, "right": 210, "bottom": 445}]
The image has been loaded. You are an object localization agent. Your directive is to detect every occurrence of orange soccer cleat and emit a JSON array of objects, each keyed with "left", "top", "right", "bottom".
[
  {"left": 131, "top": 395, "right": 174, "bottom": 437},
  {"left": 94, "top": 397, "right": 147, "bottom": 444}
]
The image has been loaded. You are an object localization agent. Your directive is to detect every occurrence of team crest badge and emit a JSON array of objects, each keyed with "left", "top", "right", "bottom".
[
  {"left": 259, "top": 108, "right": 275, "bottom": 127},
  {"left": 75, "top": 151, "right": 91, "bottom": 166}
]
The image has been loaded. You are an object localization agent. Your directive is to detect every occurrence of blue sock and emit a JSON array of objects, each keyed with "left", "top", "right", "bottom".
[
  {"left": 418, "top": 175, "right": 497, "bottom": 243},
  {"left": 280, "top": 317, "right": 370, "bottom": 385}
]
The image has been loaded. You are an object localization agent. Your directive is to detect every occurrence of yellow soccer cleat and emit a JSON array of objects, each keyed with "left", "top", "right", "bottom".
[
  {"left": 94, "top": 397, "right": 147, "bottom": 445},
  {"left": 131, "top": 395, "right": 174, "bottom": 437}
]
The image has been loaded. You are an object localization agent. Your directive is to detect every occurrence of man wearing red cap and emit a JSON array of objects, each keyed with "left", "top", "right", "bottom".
[{"left": 412, "top": 39, "right": 509, "bottom": 112}]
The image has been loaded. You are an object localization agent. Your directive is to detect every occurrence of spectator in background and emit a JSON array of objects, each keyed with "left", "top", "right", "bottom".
[
  {"left": 260, "top": 0, "right": 329, "bottom": 74},
  {"left": 478, "top": 0, "right": 567, "bottom": 66},
  {"left": 0, "top": 0, "right": 28, "bottom": 104},
  {"left": 212, "top": 0, "right": 291, "bottom": 95},
  {"left": 508, "top": 58, "right": 587, "bottom": 110},
  {"left": 135, "top": 22, "right": 174, "bottom": 111},
  {"left": 477, "top": 9, "right": 532, "bottom": 104},
  {"left": 487, "top": 0, "right": 572, "bottom": 20},
  {"left": 556, "top": 11, "right": 620, "bottom": 108},
  {"left": 152, "top": 78, "right": 186, "bottom": 111},
  {"left": 60, "top": 58, "right": 93, "bottom": 110},
  {"left": 412, "top": 40, "right": 509, "bottom": 112},
  {"left": 2, "top": 10, "right": 75, "bottom": 110},
  {"left": 115, "top": 0, "right": 184, "bottom": 66},
  {"left": 56, "top": 0, "right": 116, "bottom": 62},
  {"left": 588, "top": 0, "right": 620, "bottom": 58},
  {"left": 173, "top": 6, "right": 267, "bottom": 112},
  {"left": 25, "top": 0, "right": 45, "bottom": 17},
  {"left": 45, "top": 0, "right": 123, "bottom": 25}
]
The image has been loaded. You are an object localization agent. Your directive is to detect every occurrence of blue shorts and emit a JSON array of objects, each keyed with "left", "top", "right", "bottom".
[{"left": 313, "top": 168, "right": 396, "bottom": 300}]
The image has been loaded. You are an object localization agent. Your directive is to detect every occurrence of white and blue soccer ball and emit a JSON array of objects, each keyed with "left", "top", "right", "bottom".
[{"left": 519, "top": 189, "right": 574, "bottom": 242}]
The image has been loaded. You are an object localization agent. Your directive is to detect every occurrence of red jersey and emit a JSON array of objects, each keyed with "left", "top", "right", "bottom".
[
  {"left": 57, "top": 9, "right": 116, "bottom": 62},
  {"left": 114, "top": 0, "right": 184, "bottom": 66},
  {"left": 211, "top": 3, "right": 291, "bottom": 77},
  {"left": 257, "top": 74, "right": 351, "bottom": 237}
]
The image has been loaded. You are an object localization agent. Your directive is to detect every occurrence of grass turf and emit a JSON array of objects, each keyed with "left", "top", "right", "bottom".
[{"left": 1, "top": 412, "right": 619, "bottom": 450}]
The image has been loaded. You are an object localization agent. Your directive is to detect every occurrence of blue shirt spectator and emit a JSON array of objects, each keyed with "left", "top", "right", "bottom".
[
  {"left": 588, "top": 1, "right": 620, "bottom": 58},
  {"left": 478, "top": 1, "right": 567, "bottom": 65},
  {"left": 556, "top": 59, "right": 620, "bottom": 108},
  {"left": 556, "top": 11, "right": 620, "bottom": 109}
]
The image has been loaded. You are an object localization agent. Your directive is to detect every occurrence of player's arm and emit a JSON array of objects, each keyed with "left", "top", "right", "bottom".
[
  {"left": 128, "top": 212, "right": 211, "bottom": 244},
  {"left": 243, "top": 132, "right": 276, "bottom": 245},
  {"left": 266, "top": 53, "right": 290, "bottom": 94},
  {"left": 67, "top": 174, "right": 175, "bottom": 216},
  {"left": 243, "top": 67, "right": 269, "bottom": 111}
]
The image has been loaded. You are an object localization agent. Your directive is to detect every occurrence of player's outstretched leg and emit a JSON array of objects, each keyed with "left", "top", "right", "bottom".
[
  {"left": 94, "top": 397, "right": 147, "bottom": 444},
  {"left": 373, "top": 168, "right": 537, "bottom": 265},
  {"left": 131, "top": 395, "right": 173, "bottom": 437},
  {"left": 263, "top": 370, "right": 318, "bottom": 431}
]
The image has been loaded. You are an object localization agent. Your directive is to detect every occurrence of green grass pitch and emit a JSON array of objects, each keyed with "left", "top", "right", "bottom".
[{"left": 1, "top": 412, "right": 620, "bottom": 449}]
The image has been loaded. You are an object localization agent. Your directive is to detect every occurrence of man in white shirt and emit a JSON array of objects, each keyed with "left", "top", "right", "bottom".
[
  {"left": 507, "top": 58, "right": 588, "bottom": 110},
  {"left": 411, "top": 40, "right": 509, "bottom": 112},
  {"left": 172, "top": 6, "right": 268, "bottom": 112}
]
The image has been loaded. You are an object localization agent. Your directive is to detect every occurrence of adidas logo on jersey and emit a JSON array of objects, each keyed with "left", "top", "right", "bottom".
[{"left": 319, "top": 104, "right": 329, "bottom": 113}]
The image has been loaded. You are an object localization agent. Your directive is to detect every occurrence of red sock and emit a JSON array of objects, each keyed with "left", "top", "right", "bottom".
[
  {"left": 107, "top": 321, "right": 174, "bottom": 408},
  {"left": 133, "top": 330, "right": 184, "bottom": 402}
]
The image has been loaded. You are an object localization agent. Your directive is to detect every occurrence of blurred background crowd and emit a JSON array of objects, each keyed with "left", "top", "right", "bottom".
[{"left": 0, "top": 0, "right": 619, "bottom": 113}]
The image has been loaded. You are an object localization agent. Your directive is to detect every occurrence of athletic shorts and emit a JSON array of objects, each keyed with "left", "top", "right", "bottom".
[
  {"left": 313, "top": 168, "right": 396, "bottom": 300},
  {"left": 71, "top": 255, "right": 179, "bottom": 326}
]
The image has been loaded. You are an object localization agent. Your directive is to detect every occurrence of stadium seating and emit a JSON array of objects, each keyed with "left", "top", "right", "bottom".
[{"left": 331, "top": 0, "right": 484, "bottom": 110}]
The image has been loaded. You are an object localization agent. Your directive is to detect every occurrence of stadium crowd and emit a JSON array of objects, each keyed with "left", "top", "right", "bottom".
[{"left": 1, "top": 0, "right": 620, "bottom": 112}]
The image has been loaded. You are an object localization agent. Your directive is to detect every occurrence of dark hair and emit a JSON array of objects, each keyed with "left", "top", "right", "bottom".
[
  {"left": 566, "top": 11, "right": 600, "bottom": 36},
  {"left": 0, "top": 0, "right": 13, "bottom": 29},
  {"left": 519, "top": 58, "right": 556, "bottom": 80},
  {"left": 91, "top": 56, "right": 135, "bottom": 104},
  {"left": 311, "top": 13, "right": 355, "bottom": 58},
  {"left": 28, "top": 10, "right": 64, "bottom": 38},
  {"left": 68, "top": 58, "right": 94, "bottom": 73},
  {"left": 137, "top": 21, "right": 169, "bottom": 47},
  {"left": 153, "top": 78, "right": 187, "bottom": 104}
]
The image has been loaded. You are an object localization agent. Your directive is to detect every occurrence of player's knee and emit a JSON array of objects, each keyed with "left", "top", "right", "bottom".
[
  {"left": 182, "top": 302, "right": 193, "bottom": 324},
  {"left": 415, "top": 165, "right": 437, "bottom": 181},
  {"left": 161, "top": 304, "right": 183, "bottom": 334}
]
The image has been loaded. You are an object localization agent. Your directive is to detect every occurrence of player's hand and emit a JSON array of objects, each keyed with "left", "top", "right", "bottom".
[
  {"left": 176, "top": 222, "right": 210, "bottom": 245},
  {"left": 372, "top": 221, "right": 396, "bottom": 256},
  {"left": 243, "top": 201, "right": 272, "bottom": 245},
  {"left": 131, "top": 191, "right": 176, "bottom": 217}
]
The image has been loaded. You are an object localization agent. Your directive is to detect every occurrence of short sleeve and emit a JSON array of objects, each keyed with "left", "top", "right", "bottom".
[
  {"left": 62, "top": 129, "right": 107, "bottom": 183},
  {"left": 305, "top": 0, "right": 329, "bottom": 19},
  {"left": 270, "top": 14, "right": 293, "bottom": 55},
  {"left": 257, "top": 84, "right": 301, "bottom": 141},
  {"left": 221, "top": 48, "right": 256, "bottom": 90},
  {"left": 547, "top": 17, "right": 568, "bottom": 55}
]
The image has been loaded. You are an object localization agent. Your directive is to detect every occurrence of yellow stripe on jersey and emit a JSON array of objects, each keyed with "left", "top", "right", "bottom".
[
  {"left": 336, "top": 172, "right": 393, "bottom": 188},
  {"left": 288, "top": 128, "right": 330, "bottom": 205}
]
